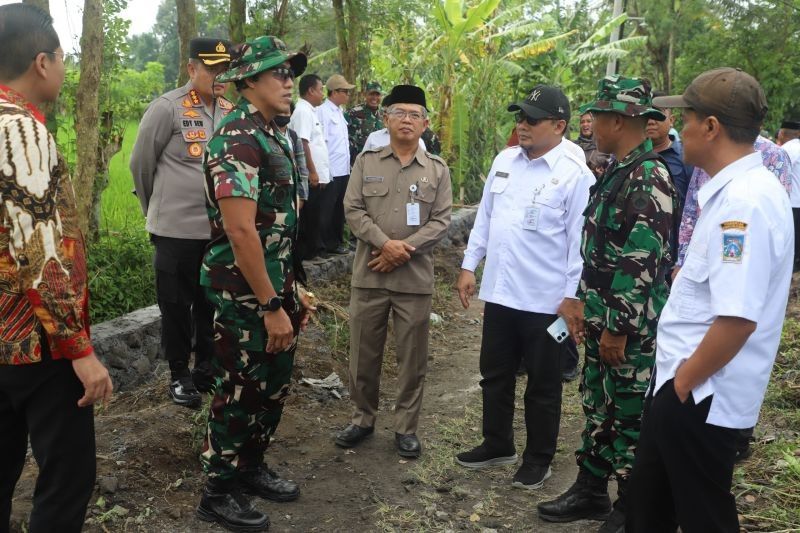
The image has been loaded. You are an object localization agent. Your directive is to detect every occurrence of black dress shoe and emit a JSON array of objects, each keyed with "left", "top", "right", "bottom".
[
  {"left": 335, "top": 424, "right": 374, "bottom": 448},
  {"left": 196, "top": 478, "right": 269, "bottom": 532},
  {"left": 395, "top": 433, "right": 421, "bottom": 458},
  {"left": 240, "top": 465, "right": 300, "bottom": 502},
  {"left": 327, "top": 245, "right": 350, "bottom": 255}
]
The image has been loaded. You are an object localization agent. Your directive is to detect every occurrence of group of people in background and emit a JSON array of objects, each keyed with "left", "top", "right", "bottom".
[{"left": 2, "top": 3, "right": 800, "bottom": 533}]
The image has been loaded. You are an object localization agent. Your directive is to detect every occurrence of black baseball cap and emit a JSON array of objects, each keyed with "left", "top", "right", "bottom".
[
  {"left": 508, "top": 85, "right": 570, "bottom": 121},
  {"left": 652, "top": 67, "right": 767, "bottom": 129}
]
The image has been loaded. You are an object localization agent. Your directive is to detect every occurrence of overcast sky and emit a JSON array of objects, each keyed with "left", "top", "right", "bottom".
[{"left": 0, "top": 0, "right": 158, "bottom": 52}]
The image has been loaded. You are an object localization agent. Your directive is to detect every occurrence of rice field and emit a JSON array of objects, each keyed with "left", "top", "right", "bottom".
[{"left": 102, "top": 121, "right": 145, "bottom": 233}]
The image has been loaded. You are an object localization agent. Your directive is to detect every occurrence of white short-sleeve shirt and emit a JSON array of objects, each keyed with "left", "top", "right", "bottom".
[
  {"left": 461, "top": 140, "right": 594, "bottom": 314},
  {"left": 289, "top": 98, "right": 331, "bottom": 184},
  {"left": 361, "top": 128, "right": 426, "bottom": 153},
  {"left": 317, "top": 98, "right": 351, "bottom": 177},
  {"left": 654, "top": 151, "right": 794, "bottom": 428}
]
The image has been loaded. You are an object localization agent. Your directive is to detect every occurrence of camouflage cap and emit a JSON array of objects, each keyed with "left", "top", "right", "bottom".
[
  {"left": 579, "top": 75, "right": 665, "bottom": 120},
  {"left": 217, "top": 36, "right": 307, "bottom": 83},
  {"left": 366, "top": 81, "right": 382, "bottom": 93}
]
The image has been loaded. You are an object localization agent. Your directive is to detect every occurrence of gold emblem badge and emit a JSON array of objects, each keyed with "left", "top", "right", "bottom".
[
  {"left": 215, "top": 41, "right": 226, "bottom": 53},
  {"left": 421, "top": 176, "right": 429, "bottom": 183},
  {"left": 188, "top": 142, "right": 203, "bottom": 158},
  {"left": 189, "top": 89, "right": 201, "bottom": 106},
  {"left": 185, "top": 130, "right": 207, "bottom": 141},
  {"left": 181, "top": 98, "right": 192, "bottom": 108},
  {"left": 183, "top": 110, "right": 201, "bottom": 118}
]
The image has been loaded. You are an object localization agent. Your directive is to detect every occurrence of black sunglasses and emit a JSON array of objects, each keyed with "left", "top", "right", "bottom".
[
  {"left": 269, "top": 67, "right": 295, "bottom": 82},
  {"left": 515, "top": 110, "right": 557, "bottom": 126}
]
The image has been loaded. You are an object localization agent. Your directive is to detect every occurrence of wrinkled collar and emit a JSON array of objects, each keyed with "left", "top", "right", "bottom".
[
  {"left": 378, "top": 142, "right": 429, "bottom": 168},
  {"left": 697, "top": 152, "right": 761, "bottom": 209}
]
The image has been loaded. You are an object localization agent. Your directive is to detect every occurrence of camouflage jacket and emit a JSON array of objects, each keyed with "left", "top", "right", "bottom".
[
  {"left": 201, "top": 97, "right": 299, "bottom": 297},
  {"left": 579, "top": 138, "right": 676, "bottom": 336},
  {"left": 345, "top": 103, "right": 382, "bottom": 164},
  {"left": 422, "top": 128, "right": 442, "bottom": 156}
]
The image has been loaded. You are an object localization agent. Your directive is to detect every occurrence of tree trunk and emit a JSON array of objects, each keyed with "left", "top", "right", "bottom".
[
  {"left": 176, "top": 0, "right": 197, "bottom": 87},
  {"left": 274, "top": 0, "right": 290, "bottom": 38},
  {"left": 73, "top": 0, "right": 103, "bottom": 238},
  {"left": 23, "top": 0, "right": 58, "bottom": 133},
  {"left": 228, "top": 0, "right": 246, "bottom": 44},
  {"left": 332, "top": 0, "right": 358, "bottom": 83}
]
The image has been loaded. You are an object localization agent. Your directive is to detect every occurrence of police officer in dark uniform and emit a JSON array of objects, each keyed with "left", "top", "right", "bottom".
[{"left": 130, "top": 38, "right": 234, "bottom": 407}]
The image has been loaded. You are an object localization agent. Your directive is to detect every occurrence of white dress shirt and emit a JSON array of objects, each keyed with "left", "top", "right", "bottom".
[
  {"left": 317, "top": 98, "right": 350, "bottom": 177},
  {"left": 563, "top": 139, "right": 587, "bottom": 162},
  {"left": 290, "top": 98, "right": 331, "bottom": 184},
  {"left": 654, "top": 152, "right": 793, "bottom": 428},
  {"left": 782, "top": 138, "right": 800, "bottom": 208},
  {"left": 361, "top": 128, "right": 426, "bottom": 153},
  {"left": 462, "top": 140, "right": 594, "bottom": 314}
]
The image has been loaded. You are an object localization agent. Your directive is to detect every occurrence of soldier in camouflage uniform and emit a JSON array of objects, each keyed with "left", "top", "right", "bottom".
[
  {"left": 538, "top": 76, "right": 676, "bottom": 533},
  {"left": 195, "top": 36, "right": 315, "bottom": 532},
  {"left": 345, "top": 81, "right": 383, "bottom": 163}
]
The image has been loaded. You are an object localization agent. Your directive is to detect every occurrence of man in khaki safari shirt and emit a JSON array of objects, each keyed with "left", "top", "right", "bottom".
[{"left": 336, "top": 85, "right": 452, "bottom": 458}]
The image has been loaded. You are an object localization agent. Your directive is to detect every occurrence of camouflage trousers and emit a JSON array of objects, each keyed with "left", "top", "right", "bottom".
[
  {"left": 576, "top": 314, "right": 656, "bottom": 480},
  {"left": 200, "top": 288, "right": 300, "bottom": 480}
]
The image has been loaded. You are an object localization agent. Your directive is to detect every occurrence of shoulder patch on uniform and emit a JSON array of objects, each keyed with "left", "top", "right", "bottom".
[
  {"left": 630, "top": 189, "right": 650, "bottom": 212},
  {"left": 721, "top": 221, "right": 747, "bottom": 231},
  {"left": 722, "top": 233, "right": 745, "bottom": 263}
]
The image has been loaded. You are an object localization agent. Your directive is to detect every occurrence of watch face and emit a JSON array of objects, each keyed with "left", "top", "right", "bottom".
[{"left": 268, "top": 296, "right": 283, "bottom": 311}]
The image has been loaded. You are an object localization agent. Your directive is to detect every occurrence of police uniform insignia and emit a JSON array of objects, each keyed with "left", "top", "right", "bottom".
[
  {"left": 183, "top": 110, "right": 201, "bottom": 118},
  {"left": 182, "top": 98, "right": 192, "bottom": 108},
  {"left": 189, "top": 89, "right": 202, "bottom": 106},
  {"left": 187, "top": 142, "right": 203, "bottom": 158},
  {"left": 215, "top": 41, "right": 226, "bottom": 53},
  {"left": 630, "top": 190, "right": 649, "bottom": 212},
  {"left": 184, "top": 130, "right": 207, "bottom": 141},
  {"left": 421, "top": 176, "right": 429, "bottom": 183},
  {"left": 721, "top": 221, "right": 747, "bottom": 263}
]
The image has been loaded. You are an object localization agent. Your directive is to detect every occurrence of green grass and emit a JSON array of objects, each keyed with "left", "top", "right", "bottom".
[{"left": 101, "top": 121, "right": 145, "bottom": 233}]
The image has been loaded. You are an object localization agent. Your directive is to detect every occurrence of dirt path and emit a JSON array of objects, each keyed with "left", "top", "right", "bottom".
[{"left": 11, "top": 256, "right": 607, "bottom": 533}]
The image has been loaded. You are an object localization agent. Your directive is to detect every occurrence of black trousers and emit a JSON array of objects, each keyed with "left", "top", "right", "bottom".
[
  {"left": 627, "top": 379, "right": 739, "bottom": 533},
  {"left": 479, "top": 303, "right": 563, "bottom": 465},
  {"left": 562, "top": 337, "right": 579, "bottom": 372},
  {"left": 0, "top": 356, "right": 95, "bottom": 533},
  {"left": 297, "top": 185, "right": 324, "bottom": 260},
  {"left": 151, "top": 235, "right": 214, "bottom": 377},
  {"left": 319, "top": 174, "right": 349, "bottom": 250}
]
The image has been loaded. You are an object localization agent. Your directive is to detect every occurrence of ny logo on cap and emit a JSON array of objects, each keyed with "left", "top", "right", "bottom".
[
  {"left": 215, "top": 41, "right": 226, "bottom": 53},
  {"left": 530, "top": 89, "right": 542, "bottom": 102}
]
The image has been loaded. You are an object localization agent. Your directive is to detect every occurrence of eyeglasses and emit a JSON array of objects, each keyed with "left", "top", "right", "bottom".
[
  {"left": 386, "top": 109, "right": 426, "bottom": 121},
  {"left": 514, "top": 111, "right": 556, "bottom": 126},
  {"left": 34, "top": 50, "right": 68, "bottom": 63},
  {"left": 269, "top": 67, "right": 295, "bottom": 82},
  {"left": 334, "top": 88, "right": 352, "bottom": 94}
]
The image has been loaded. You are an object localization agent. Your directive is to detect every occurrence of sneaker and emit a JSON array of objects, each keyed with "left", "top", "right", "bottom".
[
  {"left": 511, "top": 462, "right": 552, "bottom": 489},
  {"left": 168, "top": 376, "right": 201, "bottom": 408},
  {"left": 455, "top": 445, "right": 518, "bottom": 469}
]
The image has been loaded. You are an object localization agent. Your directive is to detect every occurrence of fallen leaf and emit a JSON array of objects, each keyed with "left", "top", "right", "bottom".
[
  {"left": 744, "top": 495, "right": 756, "bottom": 503},
  {"left": 469, "top": 513, "right": 480, "bottom": 522},
  {"left": 399, "top": 459, "right": 408, "bottom": 464}
]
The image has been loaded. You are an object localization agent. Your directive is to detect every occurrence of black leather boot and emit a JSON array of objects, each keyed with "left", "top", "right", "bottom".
[
  {"left": 196, "top": 477, "right": 270, "bottom": 532},
  {"left": 240, "top": 465, "right": 300, "bottom": 502},
  {"left": 537, "top": 468, "right": 612, "bottom": 523},
  {"left": 598, "top": 477, "right": 627, "bottom": 533}
]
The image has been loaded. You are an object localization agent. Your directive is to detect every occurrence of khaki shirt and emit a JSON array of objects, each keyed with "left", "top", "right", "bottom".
[
  {"left": 344, "top": 144, "right": 452, "bottom": 294},
  {"left": 130, "top": 82, "right": 233, "bottom": 239}
]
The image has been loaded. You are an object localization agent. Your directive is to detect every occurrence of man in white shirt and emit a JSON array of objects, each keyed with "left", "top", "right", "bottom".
[
  {"left": 317, "top": 73, "right": 355, "bottom": 255},
  {"left": 454, "top": 86, "right": 593, "bottom": 490},
  {"left": 627, "top": 68, "right": 793, "bottom": 533},
  {"left": 290, "top": 73, "right": 330, "bottom": 260},
  {"left": 777, "top": 119, "right": 800, "bottom": 270}
]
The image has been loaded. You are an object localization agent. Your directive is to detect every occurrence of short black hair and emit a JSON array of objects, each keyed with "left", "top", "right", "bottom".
[
  {"left": 694, "top": 110, "right": 759, "bottom": 145},
  {"left": 0, "top": 4, "right": 60, "bottom": 82},
  {"left": 299, "top": 74, "right": 322, "bottom": 96},
  {"left": 234, "top": 72, "right": 261, "bottom": 92}
]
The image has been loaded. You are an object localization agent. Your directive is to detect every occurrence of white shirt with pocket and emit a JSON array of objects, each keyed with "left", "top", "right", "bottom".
[
  {"left": 462, "top": 140, "right": 594, "bottom": 314},
  {"left": 653, "top": 152, "right": 793, "bottom": 428},
  {"left": 317, "top": 98, "right": 351, "bottom": 177},
  {"left": 290, "top": 98, "right": 331, "bottom": 184}
]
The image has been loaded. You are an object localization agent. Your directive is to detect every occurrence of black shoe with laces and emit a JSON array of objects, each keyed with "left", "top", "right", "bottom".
[
  {"left": 511, "top": 462, "right": 552, "bottom": 489},
  {"left": 455, "top": 444, "right": 518, "bottom": 469},
  {"left": 168, "top": 375, "right": 201, "bottom": 407},
  {"left": 196, "top": 478, "right": 269, "bottom": 532},
  {"left": 537, "top": 468, "right": 612, "bottom": 523},
  {"left": 240, "top": 465, "right": 300, "bottom": 502}
]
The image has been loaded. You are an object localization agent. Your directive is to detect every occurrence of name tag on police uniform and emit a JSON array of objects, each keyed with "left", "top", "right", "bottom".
[
  {"left": 523, "top": 206, "right": 540, "bottom": 230},
  {"left": 364, "top": 175, "right": 384, "bottom": 183}
]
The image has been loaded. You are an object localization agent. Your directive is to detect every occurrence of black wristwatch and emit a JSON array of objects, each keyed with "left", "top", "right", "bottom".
[{"left": 256, "top": 296, "right": 283, "bottom": 317}]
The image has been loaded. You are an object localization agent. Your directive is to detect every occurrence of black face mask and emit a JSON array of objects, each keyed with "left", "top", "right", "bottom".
[{"left": 274, "top": 115, "right": 291, "bottom": 128}]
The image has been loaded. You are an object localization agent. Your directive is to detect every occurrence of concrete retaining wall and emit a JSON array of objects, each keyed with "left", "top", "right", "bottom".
[{"left": 93, "top": 207, "right": 477, "bottom": 391}]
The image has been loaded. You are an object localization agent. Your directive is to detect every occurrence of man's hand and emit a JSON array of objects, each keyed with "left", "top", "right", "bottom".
[
  {"left": 368, "top": 253, "right": 397, "bottom": 273},
  {"left": 673, "top": 366, "right": 691, "bottom": 403},
  {"left": 455, "top": 269, "right": 477, "bottom": 309},
  {"left": 381, "top": 240, "right": 415, "bottom": 266},
  {"left": 671, "top": 266, "right": 681, "bottom": 283},
  {"left": 309, "top": 171, "right": 320, "bottom": 188},
  {"left": 298, "top": 289, "right": 317, "bottom": 331},
  {"left": 72, "top": 352, "right": 113, "bottom": 407},
  {"left": 557, "top": 298, "right": 585, "bottom": 344},
  {"left": 599, "top": 329, "right": 627, "bottom": 367},
  {"left": 264, "top": 307, "right": 295, "bottom": 353}
]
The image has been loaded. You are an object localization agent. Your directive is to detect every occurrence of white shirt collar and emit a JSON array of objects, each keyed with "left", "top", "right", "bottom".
[
  {"left": 323, "top": 98, "right": 341, "bottom": 112},
  {"left": 697, "top": 151, "right": 762, "bottom": 209},
  {"left": 511, "top": 140, "right": 565, "bottom": 171}
]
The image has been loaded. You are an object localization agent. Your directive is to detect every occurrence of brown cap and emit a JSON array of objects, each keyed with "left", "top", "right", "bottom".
[
  {"left": 652, "top": 67, "right": 767, "bottom": 129},
  {"left": 326, "top": 74, "right": 355, "bottom": 91}
]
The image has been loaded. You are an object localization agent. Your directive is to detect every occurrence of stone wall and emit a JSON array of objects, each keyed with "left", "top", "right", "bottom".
[{"left": 93, "top": 207, "right": 477, "bottom": 391}]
